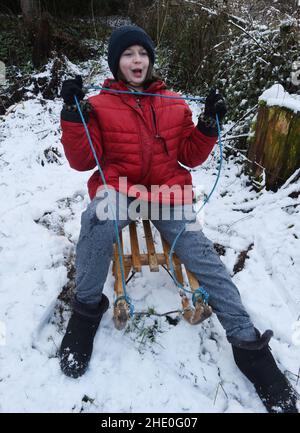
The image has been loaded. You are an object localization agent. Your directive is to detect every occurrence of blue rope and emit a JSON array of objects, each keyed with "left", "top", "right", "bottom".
[
  {"left": 84, "top": 85, "right": 206, "bottom": 102},
  {"left": 192, "top": 287, "right": 209, "bottom": 306},
  {"left": 74, "top": 95, "right": 134, "bottom": 315},
  {"left": 74, "top": 87, "right": 223, "bottom": 313},
  {"left": 168, "top": 114, "right": 223, "bottom": 304}
]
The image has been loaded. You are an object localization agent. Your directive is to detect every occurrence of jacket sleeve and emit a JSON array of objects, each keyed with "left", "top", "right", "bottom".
[
  {"left": 60, "top": 110, "right": 103, "bottom": 172},
  {"left": 177, "top": 104, "right": 217, "bottom": 168}
]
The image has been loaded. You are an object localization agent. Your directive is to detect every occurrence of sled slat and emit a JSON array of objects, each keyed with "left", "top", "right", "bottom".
[
  {"left": 161, "top": 234, "right": 183, "bottom": 284},
  {"left": 121, "top": 253, "right": 162, "bottom": 266},
  {"left": 129, "top": 222, "right": 142, "bottom": 272},
  {"left": 113, "top": 231, "right": 131, "bottom": 297},
  {"left": 142, "top": 220, "right": 159, "bottom": 271},
  {"left": 186, "top": 269, "right": 199, "bottom": 291},
  {"left": 113, "top": 244, "right": 123, "bottom": 297},
  {"left": 161, "top": 235, "right": 170, "bottom": 268},
  {"left": 173, "top": 253, "right": 184, "bottom": 285}
]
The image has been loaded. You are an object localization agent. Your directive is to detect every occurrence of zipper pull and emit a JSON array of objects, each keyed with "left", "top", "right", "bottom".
[{"left": 135, "top": 98, "right": 142, "bottom": 109}]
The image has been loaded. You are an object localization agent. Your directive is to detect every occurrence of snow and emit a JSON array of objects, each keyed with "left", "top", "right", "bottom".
[
  {"left": 259, "top": 83, "right": 300, "bottom": 113},
  {"left": 0, "top": 57, "right": 299, "bottom": 413}
]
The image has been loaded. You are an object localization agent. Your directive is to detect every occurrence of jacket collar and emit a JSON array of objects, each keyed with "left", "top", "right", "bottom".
[{"left": 100, "top": 78, "right": 167, "bottom": 96}]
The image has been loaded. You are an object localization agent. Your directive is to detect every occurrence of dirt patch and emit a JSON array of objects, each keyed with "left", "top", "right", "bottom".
[
  {"left": 233, "top": 243, "right": 254, "bottom": 275},
  {"left": 213, "top": 243, "right": 226, "bottom": 256}
]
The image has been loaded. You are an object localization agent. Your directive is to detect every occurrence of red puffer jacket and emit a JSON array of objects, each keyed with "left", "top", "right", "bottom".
[{"left": 60, "top": 78, "right": 217, "bottom": 204}]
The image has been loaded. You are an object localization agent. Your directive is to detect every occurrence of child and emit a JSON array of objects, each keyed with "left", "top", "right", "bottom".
[{"left": 59, "top": 25, "right": 298, "bottom": 413}]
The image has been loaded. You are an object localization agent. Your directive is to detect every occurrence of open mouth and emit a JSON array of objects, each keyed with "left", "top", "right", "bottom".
[{"left": 131, "top": 68, "right": 143, "bottom": 77}]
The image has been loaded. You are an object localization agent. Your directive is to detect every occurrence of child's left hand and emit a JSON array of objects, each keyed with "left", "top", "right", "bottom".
[{"left": 204, "top": 88, "right": 227, "bottom": 122}]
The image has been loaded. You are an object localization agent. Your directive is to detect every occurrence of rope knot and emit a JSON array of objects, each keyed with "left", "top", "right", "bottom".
[{"left": 192, "top": 287, "right": 209, "bottom": 305}]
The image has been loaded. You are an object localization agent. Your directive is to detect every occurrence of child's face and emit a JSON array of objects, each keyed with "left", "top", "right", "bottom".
[{"left": 119, "top": 45, "right": 150, "bottom": 87}]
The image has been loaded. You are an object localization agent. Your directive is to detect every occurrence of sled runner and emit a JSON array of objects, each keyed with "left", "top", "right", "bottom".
[{"left": 112, "top": 220, "right": 212, "bottom": 329}]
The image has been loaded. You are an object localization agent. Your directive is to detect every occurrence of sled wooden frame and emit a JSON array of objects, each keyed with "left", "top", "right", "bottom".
[{"left": 112, "top": 220, "right": 212, "bottom": 330}]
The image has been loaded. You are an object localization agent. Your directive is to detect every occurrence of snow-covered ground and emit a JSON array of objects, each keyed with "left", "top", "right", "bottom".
[{"left": 0, "top": 56, "right": 299, "bottom": 413}]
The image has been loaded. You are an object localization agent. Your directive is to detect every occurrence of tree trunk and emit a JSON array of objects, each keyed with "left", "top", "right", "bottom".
[
  {"left": 247, "top": 103, "right": 300, "bottom": 191},
  {"left": 20, "top": 0, "right": 38, "bottom": 22},
  {"left": 20, "top": 1, "right": 50, "bottom": 68},
  {"left": 32, "top": 12, "right": 51, "bottom": 68}
]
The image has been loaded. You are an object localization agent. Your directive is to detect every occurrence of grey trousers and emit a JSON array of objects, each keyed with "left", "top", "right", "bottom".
[{"left": 75, "top": 193, "right": 257, "bottom": 342}]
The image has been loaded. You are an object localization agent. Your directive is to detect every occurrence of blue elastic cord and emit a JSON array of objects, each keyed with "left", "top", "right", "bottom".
[
  {"left": 74, "top": 95, "right": 134, "bottom": 316},
  {"left": 168, "top": 114, "right": 223, "bottom": 304},
  {"left": 84, "top": 85, "right": 206, "bottom": 102},
  {"left": 192, "top": 288, "right": 209, "bottom": 306}
]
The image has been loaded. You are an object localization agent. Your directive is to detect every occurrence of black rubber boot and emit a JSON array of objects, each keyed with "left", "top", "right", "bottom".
[
  {"left": 59, "top": 294, "right": 109, "bottom": 378},
  {"left": 230, "top": 329, "right": 299, "bottom": 413}
]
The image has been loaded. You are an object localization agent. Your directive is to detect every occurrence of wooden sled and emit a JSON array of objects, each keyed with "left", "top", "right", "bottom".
[{"left": 112, "top": 220, "right": 212, "bottom": 330}]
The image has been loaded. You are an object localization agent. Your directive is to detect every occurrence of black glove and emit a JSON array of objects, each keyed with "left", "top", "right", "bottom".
[
  {"left": 197, "top": 88, "right": 227, "bottom": 137},
  {"left": 60, "top": 75, "right": 91, "bottom": 123},
  {"left": 60, "top": 75, "right": 85, "bottom": 105},
  {"left": 204, "top": 88, "right": 227, "bottom": 122}
]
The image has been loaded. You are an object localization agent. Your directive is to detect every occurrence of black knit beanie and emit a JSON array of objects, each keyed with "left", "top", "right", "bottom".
[{"left": 108, "top": 25, "right": 155, "bottom": 79}]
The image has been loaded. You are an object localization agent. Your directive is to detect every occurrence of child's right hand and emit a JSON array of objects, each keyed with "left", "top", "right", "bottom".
[{"left": 60, "top": 75, "right": 85, "bottom": 105}]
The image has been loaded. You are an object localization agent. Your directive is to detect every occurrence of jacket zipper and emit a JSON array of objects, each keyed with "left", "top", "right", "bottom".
[
  {"left": 135, "top": 97, "right": 142, "bottom": 109},
  {"left": 150, "top": 105, "right": 169, "bottom": 155},
  {"left": 133, "top": 97, "right": 152, "bottom": 183},
  {"left": 123, "top": 96, "right": 169, "bottom": 182}
]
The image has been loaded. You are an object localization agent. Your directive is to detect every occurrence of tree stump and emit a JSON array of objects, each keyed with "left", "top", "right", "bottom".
[{"left": 247, "top": 102, "right": 300, "bottom": 191}]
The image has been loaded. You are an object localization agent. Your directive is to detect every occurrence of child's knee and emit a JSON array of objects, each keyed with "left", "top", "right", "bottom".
[{"left": 81, "top": 198, "right": 114, "bottom": 229}]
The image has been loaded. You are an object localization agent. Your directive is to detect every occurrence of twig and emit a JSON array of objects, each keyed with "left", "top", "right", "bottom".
[
  {"left": 256, "top": 56, "right": 269, "bottom": 66},
  {"left": 134, "top": 309, "right": 182, "bottom": 317},
  {"left": 222, "top": 134, "right": 250, "bottom": 141},
  {"left": 281, "top": 203, "right": 300, "bottom": 210},
  {"left": 286, "top": 367, "right": 300, "bottom": 387},
  {"left": 221, "top": 104, "right": 258, "bottom": 137},
  {"left": 228, "top": 20, "right": 269, "bottom": 55},
  {"left": 183, "top": 0, "right": 247, "bottom": 25},
  {"left": 222, "top": 141, "right": 265, "bottom": 170},
  {"left": 90, "top": 0, "right": 98, "bottom": 40},
  {"left": 282, "top": 168, "right": 300, "bottom": 189},
  {"left": 220, "top": 382, "right": 228, "bottom": 399},
  {"left": 125, "top": 271, "right": 136, "bottom": 285},
  {"left": 157, "top": 0, "right": 169, "bottom": 49},
  {"left": 34, "top": 128, "right": 51, "bottom": 134},
  {"left": 222, "top": 140, "right": 289, "bottom": 183},
  {"left": 213, "top": 382, "right": 221, "bottom": 405},
  {"left": 225, "top": 215, "right": 254, "bottom": 232},
  {"left": 213, "top": 380, "right": 228, "bottom": 405}
]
